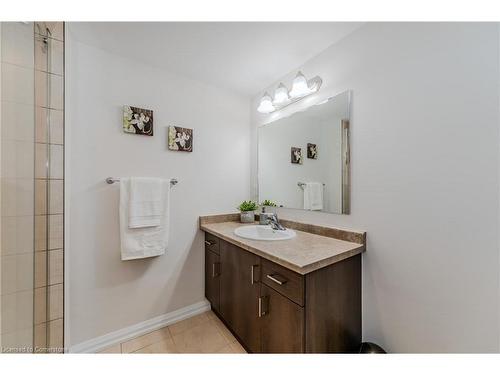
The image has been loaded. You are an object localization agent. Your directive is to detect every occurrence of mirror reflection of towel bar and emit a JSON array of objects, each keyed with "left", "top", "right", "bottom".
[
  {"left": 297, "top": 182, "right": 325, "bottom": 189},
  {"left": 106, "top": 177, "right": 179, "bottom": 185}
]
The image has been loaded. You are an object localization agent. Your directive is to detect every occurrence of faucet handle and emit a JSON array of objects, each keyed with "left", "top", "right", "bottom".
[{"left": 267, "top": 213, "right": 285, "bottom": 231}]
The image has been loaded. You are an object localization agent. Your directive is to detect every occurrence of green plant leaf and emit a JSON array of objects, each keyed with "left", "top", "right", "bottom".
[{"left": 237, "top": 200, "right": 258, "bottom": 212}]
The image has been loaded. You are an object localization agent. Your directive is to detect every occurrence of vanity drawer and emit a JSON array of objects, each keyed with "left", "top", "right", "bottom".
[
  {"left": 205, "top": 233, "right": 220, "bottom": 254},
  {"left": 261, "top": 258, "right": 304, "bottom": 306}
]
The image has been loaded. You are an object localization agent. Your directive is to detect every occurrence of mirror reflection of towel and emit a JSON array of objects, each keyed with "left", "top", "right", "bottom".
[{"left": 304, "top": 182, "right": 323, "bottom": 211}]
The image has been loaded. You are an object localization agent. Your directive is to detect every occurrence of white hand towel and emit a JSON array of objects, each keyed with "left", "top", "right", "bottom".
[
  {"left": 120, "top": 177, "right": 170, "bottom": 260},
  {"left": 303, "top": 182, "right": 323, "bottom": 211},
  {"left": 128, "top": 177, "right": 163, "bottom": 228}
]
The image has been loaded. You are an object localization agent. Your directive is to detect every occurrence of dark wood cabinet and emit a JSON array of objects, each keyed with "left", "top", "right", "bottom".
[
  {"left": 261, "top": 258, "right": 304, "bottom": 306},
  {"left": 204, "top": 232, "right": 220, "bottom": 254},
  {"left": 204, "top": 248, "right": 220, "bottom": 311},
  {"left": 305, "top": 254, "right": 361, "bottom": 353},
  {"left": 219, "top": 240, "right": 261, "bottom": 353},
  {"left": 204, "top": 233, "right": 361, "bottom": 353},
  {"left": 260, "top": 284, "right": 304, "bottom": 353}
]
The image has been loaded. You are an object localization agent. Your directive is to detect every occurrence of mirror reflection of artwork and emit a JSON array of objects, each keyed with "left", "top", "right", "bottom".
[
  {"left": 291, "top": 147, "right": 302, "bottom": 164},
  {"left": 168, "top": 126, "right": 193, "bottom": 152},
  {"left": 123, "top": 105, "right": 153, "bottom": 136},
  {"left": 307, "top": 143, "right": 318, "bottom": 159},
  {"left": 258, "top": 90, "right": 351, "bottom": 214}
]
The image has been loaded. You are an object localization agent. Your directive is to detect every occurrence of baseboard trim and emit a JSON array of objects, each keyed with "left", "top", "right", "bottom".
[{"left": 69, "top": 300, "right": 211, "bottom": 353}]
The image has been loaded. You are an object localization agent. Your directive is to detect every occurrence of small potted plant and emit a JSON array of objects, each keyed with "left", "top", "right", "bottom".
[{"left": 237, "top": 200, "right": 258, "bottom": 223}]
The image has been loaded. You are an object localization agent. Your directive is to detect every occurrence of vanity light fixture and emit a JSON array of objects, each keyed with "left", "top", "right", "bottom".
[
  {"left": 289, "top": 71, "right": 310, "bottom": 98},
  {"left": 257, "top": 71, "right": 322, "bottom": 114},
  {"left": 257, "top": 92, "right": 276, "bottom": 114},
  {"left": 273, "top": 83, "right": 290, "bottom": 105},
  {"left": 289, "top": 71, "right": 322, "bottom": 98}
]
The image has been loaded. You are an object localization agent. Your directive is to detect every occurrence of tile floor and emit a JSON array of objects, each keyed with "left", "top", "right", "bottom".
[{"left": 98, "top": 310, "right": 247, "bottom": 354}]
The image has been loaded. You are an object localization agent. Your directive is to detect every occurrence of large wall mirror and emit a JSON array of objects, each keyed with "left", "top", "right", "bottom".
[{"left": 258, "top": 90, "right": 351, "bottom": 214}]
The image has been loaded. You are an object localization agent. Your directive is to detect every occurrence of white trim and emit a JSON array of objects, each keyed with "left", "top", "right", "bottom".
[{"left": 68, "top": 300, "right": 211, "bottom": 353}]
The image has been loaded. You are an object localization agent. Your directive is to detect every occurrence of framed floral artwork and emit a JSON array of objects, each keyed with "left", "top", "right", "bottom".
[
  {"left": 168, "top": 126, "right": 193, "bottom": 152},
  {"left": 291, "top": 147, "right": 302, "bottom": 164},
  {"left": 307, "top": 143, "right": 318, "bottom": 159},
  {"left": 123, "top": 105, "right": 153, "bottom": 136}
]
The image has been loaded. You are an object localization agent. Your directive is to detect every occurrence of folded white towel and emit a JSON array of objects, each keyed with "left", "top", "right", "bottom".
[
  {"left": 303, "top": 182, "right": 323, "bottom": 211},
  {"left": 128, "top": 177, "right": 163, "bottom": 228},
  {"left": 120, "top": 177, "right": 170, "bottom": 260}
]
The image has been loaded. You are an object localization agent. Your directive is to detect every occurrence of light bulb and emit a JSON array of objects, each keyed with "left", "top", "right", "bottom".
[
  {"left": 289, "top": 71, "right": 311, "bottom": 98},
  {"left": 273, "top": 83, "right": 290, "bottom": 105},
  {"left": 257, "top": 92, "right": 275, "bottom": 113}
]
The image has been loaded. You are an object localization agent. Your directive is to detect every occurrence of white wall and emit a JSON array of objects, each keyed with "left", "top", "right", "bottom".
[
  {"left": 66, "top": 33, "right": 251, "bottom": 347},
  {"left": 252, "top": 23, "right": 500, "bottom": 352}
]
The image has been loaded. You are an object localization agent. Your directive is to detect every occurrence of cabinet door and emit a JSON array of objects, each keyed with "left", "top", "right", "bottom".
[
  {"left": 260, "top": 284, "right": 304, "bottom": 353},
  {"left": 205, "top": 249, "right": 220, "bottom": 312},
  {"left": 305, "top": 254, "right": 361, "bottom": 353},
  {"left": 220, "top": 240, "right": 261, "bottom": 353}
]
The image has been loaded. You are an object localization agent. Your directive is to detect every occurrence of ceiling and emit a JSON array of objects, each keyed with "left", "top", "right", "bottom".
[{"left": 68, "top": 22, "right": 362, "bottom": 97}]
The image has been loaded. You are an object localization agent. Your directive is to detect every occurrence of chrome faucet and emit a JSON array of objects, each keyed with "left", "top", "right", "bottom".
[{"left": 267, "top": 213, "right": 286, "bottom": 231}]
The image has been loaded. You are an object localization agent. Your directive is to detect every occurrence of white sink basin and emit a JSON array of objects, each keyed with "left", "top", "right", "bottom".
[{"left": 234, "top": 225, "right": 296, "bottom": 241}]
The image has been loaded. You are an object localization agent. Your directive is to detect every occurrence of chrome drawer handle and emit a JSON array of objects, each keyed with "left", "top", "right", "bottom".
[
  {"left": 205, "top": 240, "right": 215, "bottom": 246},
  {"left": 266, "top": 274, "right": 287, "bottom": 286},
  {"left": 251, "top": 264, "right": 259, "bottom": 284}
]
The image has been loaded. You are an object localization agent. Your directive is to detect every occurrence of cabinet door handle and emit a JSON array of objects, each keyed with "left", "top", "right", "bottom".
[
  {"left": 266, "top": 274, "right": 287, "bottom": 285},
  {"left": 251, "top": 264, "right": 259, "bottom": 284},
  {"left": 258, "top": 296, "right": 268, "bottom": 317},
  {"left": 212, "top": 262, "right": 220, "bottom": 277},
  {"left": 205, "top": 240, "right": 215, "bottom": 246}
]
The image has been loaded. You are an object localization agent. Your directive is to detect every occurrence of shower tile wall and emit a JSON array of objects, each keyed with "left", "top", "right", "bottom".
[
  {"left": 33, "top": 21, "right": 65, "bottom": 353},
  {"left": 0, "top": 21, "right": 64, "bottom": 353},
  {"left": 1, "top": 22, "right": 36, "bottom": 352}
]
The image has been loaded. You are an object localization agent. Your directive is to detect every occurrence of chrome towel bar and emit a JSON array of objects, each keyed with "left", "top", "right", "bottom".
[
  {"left": 106, "top": 177, "right": 179, "bottom": 185},
  {"left": 297, "top": 182, "right": 325, "bottom": 188}
]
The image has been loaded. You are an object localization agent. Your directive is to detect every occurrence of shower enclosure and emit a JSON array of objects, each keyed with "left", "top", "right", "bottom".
[{"left": 0, "top": 22, "right": 65, "bottom": 353}]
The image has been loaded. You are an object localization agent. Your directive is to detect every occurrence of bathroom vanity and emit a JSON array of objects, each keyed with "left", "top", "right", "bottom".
[{"left": 200, "top": 214, "right": 366, "bottom": 353}]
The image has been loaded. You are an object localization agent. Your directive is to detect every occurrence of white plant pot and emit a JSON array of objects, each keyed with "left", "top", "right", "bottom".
[{"left": 240, "top": 211, "right": 255, "bottom": 223}]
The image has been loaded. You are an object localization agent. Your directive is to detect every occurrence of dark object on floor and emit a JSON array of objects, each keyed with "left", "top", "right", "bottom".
[{"left": 359, "top": 342, "right": 386, "bottom": 353}]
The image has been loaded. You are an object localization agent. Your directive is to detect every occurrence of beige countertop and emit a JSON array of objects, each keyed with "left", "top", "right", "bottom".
[{"left": 200, "top": 217, "right": 365, "bottom": 275}]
